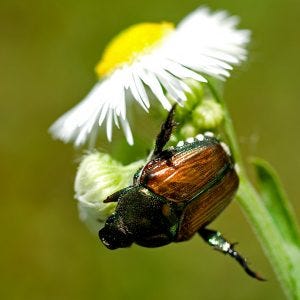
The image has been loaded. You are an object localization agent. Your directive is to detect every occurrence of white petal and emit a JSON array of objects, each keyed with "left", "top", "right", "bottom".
[
  {"left": 162, "top": 60, "right": 207, "bottom": 82},
  {"left": 120, "top": 118, "right": 134, "bottom": 146},
  {"left": 50, "top": 77, "right": 129, "bottom": 146},
  {"left": 160, "top": 7, "right": 250, "bottom": 79},
  {"left": 133, "top": 71, "right": 150, "bottom": 108},
  {"left": 128, "top": 71, "right": 149, "bottom": 112},
  {"left": 138, "top": 68, "right": 172, "bottom": 110},
  {"left": 155, "top": 69, "right": 186, "bottom": 103},
  {"left": 98, "top": 100, "right": 109, "bottom": 126},
  {"left": 49, "top": 82, "right": 103, "bottom": 144},
  {"left": 113, "top": 111, "right": 120, "bottom": 128},
  {"left": 106, "top": 108, "right": 113, "bottom": 141}
]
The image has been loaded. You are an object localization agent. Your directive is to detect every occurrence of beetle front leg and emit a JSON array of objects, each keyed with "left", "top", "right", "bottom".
[
  {"left": 198, "top": 228, "right": 265, "bottom": 281},
  {"left": 103, "top": 187, "right": 132, "bottom": 203}
]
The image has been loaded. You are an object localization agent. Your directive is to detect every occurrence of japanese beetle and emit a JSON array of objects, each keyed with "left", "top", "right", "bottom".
[{"left": 99, "top": 106, "right": 264, "bottom": 281}]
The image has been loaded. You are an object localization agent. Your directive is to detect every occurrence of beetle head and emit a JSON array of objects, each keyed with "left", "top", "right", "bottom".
[{"left": 99, "top": 214, "right": 134, "bottom": 250}]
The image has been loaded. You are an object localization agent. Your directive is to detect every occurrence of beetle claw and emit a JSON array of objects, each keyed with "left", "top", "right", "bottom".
[
  {"left": 231, "top": 242, "right": 239, "bottom": 248},
  {"left": 199, "top": 228, "right": 266, "bottom": 281}
]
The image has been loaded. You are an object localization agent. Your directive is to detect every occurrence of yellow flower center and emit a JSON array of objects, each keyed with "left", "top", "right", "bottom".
[{"left": 95, "top": 22, "right": 174, "bottom": 78}]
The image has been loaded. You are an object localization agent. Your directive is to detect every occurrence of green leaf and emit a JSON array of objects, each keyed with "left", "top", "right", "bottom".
[{"left": 251, "top": 157, "right": 300, "bottom": 247}]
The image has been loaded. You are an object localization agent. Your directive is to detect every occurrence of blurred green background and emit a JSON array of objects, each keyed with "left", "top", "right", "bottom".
[{"left": 1, "top": 0, "right": 300, "bottom": 299}]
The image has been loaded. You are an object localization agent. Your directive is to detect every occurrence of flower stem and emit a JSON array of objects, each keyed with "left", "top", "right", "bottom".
[{"left": 207, "top": 80, "right": 300, "bottom": 299}]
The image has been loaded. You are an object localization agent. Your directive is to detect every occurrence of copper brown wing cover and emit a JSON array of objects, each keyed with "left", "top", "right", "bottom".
[
  {"left": 176, "top": 167, "right": 238, "bottom": 241},
  {"left": 138, "top": 142, "right": 230, "bottom": 203}
]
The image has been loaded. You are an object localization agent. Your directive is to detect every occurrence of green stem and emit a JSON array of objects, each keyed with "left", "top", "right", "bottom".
[
  {"left": 207, "top": 81, "right": 299, "bottom": 299},
  {"left": 238, "top": 178, "right": 296, "bottom": 299}
]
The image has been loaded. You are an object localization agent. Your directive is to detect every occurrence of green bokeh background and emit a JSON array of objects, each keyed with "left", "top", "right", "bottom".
[{"left": 1, "top": 0, "right": 300, "bottom": 299}]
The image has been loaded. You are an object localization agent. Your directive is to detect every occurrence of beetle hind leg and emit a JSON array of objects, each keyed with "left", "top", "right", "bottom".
[
  {"left": 152, "top": 105, "right": 177, "bottom": 157},
  {"left": 198, "top": 228, "right": 266, "bottom": 281}
]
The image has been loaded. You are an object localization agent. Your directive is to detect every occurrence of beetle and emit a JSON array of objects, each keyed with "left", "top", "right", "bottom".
[{"left": 99, "top": 106, "right": 264, "bottom": 280}]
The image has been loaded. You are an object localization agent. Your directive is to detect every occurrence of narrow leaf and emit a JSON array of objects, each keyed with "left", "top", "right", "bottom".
[{"left": 251, "top": 157, "right": 300, "bottom": 247}]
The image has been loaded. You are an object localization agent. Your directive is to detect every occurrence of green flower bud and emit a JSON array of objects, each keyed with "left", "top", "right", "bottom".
[
  {"left": 75, "top": 152, "right": 144, "bottom": 233},
  {"left": 192, "top": 99, "right": 224, "bottom": 130},
  {"left": 169, "top": 134, "right": 179, "bottom": 144},
  {"left": 169, "top": 80, "right": 204, "bottom": 122},
  {"left": 185, "top": 79, "right": 204, "bottom": 100},
  {"left": 180, "top": 123, "right": 197, "bottom": 139}
]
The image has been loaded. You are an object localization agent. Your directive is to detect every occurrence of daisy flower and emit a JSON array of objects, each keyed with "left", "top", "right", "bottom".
[{"left": 49, "top": 7, "right": 250, "bottom": 146}]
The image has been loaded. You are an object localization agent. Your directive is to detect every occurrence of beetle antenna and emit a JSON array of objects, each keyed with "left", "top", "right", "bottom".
[
  {"left": 199, "top": 228, "right": 266, "bottom": 281},
  {"left": 153, "top": 104, "right": 177, "bottom": 157}
]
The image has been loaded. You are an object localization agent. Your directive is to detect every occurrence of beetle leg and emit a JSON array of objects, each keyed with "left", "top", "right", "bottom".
[
  {"left": 198, "top": 228, "right": 266, "bottom": 281},
  {"left": 153, "top": 104, "right": 177, "bottom": 157},
  {"left": 103, "top": 188, "right": 131, "bottom": 203}
]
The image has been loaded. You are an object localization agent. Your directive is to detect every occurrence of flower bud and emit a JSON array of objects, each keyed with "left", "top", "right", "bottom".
[
  {"left": 180, "top": 123, "right": 197, "bottom": 139},
  {"left": 75, "top": 152, "right": 144, "bottom": 233},
  {"left": 192, "top": 99, "right": 224, "bottom": 130},
  {"left": 173, "top": 80, "right": 204, "bottom": 121}
]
